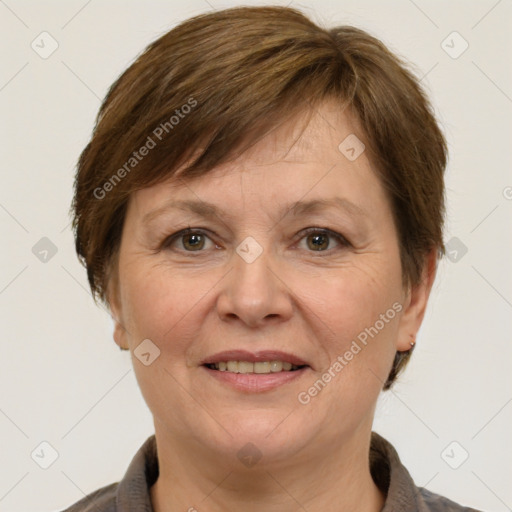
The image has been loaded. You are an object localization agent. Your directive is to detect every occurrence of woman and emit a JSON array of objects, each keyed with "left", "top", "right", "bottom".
[{"left": 64, "top": 5, "right": 481, "bottom": 511}]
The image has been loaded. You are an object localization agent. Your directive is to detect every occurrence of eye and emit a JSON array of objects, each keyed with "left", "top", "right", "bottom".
[
  {"left": 162, "top": 228, "right": 217, "bottom": 252},
  {"left": 161, "top": 227, "right": 350, "bottom": 254},
  {"left": 296, "top": 228, "right": 350, "bottom": 252}
]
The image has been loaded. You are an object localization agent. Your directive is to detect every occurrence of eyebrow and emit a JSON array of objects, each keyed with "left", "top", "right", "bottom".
[{"left": 141, "top": 197, "right": 367, "bottom": 226}]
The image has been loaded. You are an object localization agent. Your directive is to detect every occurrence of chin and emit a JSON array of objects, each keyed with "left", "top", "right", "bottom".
[{"left": 204, "top": 410, "right": 318, "bottom": 467}]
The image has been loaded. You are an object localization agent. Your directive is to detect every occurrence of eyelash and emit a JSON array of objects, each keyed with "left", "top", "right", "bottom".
[{"left": 161, "top": 226, "right": 351, "bottom": 255}]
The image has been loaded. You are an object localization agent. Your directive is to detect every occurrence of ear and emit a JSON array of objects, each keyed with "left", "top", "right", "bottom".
[
  {"left": 106, "top": 271, "right": 130, "bottom": 351},
  {"left": 396, "top": 248, "right": 438, "bottom": 351}
]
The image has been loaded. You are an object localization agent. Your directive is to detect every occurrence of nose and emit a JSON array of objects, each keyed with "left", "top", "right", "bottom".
[{"left": 216, "top": 244, "right": 294, "bottom": 328}]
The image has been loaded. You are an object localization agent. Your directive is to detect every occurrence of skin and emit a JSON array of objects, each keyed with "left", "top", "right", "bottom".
[{"left": 108, "top": 99, "right": 437, "bottom": 512}]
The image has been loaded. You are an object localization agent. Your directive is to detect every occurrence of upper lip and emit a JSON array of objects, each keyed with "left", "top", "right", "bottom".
[{"left": 201, "top": 350, "right": 309, "bottom": 367}]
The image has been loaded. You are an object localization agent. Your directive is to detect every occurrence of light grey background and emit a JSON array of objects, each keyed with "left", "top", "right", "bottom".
[{"left": 1, "top": 1, "right": 511, "bottom": 511}]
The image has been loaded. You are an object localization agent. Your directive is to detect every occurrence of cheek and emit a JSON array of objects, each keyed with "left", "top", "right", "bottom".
[
  {"left": 118, "top": 265, "right": 211, "bottom": 418},
  {"left": 119, "top": 262, "right": 203, "bottom": 343},
  {"left": 299, "top": 252, "right": 403, "bottom": 398},
  {"left": 308, "top": 257, "right": 402, "bottom": 341},
  {"left": 298, "top": 264, "right": 401, "bottom": 419}
]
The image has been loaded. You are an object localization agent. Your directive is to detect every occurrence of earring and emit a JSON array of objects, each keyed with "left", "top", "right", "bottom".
[{"left": 410, "top": 339, "right": 416, "bottom": 348}]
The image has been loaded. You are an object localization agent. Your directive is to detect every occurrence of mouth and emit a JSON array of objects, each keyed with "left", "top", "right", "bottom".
[
  {"left": 201, "top": 350, "right": 311, "bottom": 392},
  {"left": 204, "top": 361, "right": 306, "bottom": 373}
]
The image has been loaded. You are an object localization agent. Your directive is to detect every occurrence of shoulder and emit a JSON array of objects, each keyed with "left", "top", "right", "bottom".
[
  {"left": 370, "top": 432, "right": 484, "bottom": 512},
  {"left": 418, "top": 487, "right": 483, "bottom": 511},
  {"left": 59, "top": 435, "right": 158, "bottom": 512},
  {"left": 59, "top": 482, "right": 118, "bottom": 512},
  {"left": 418, "top": 487, "right": 483, "bottom": 512}
]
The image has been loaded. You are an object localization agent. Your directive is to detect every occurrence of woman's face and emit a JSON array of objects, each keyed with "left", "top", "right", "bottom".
[{"left": 110, "top": 101, "right": 429, "bottom": 466}]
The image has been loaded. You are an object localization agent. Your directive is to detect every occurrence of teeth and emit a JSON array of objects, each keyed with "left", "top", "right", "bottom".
[
  {"left": 227, "top": 361, "right": 238, "bottom": 372},
  {"left": 254, "top": 362, "right": 270, "bottom": 374},
  {"left": 270, "top": 361, "right": 283, "bottom": 372},
  {"left": 238, "top": 361, "right": 254, "bottom": 374},
  {"left": 211, "top": 361, "right": 301, "bottom": 374}
]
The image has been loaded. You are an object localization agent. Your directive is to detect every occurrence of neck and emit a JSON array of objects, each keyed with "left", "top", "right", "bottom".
[{"left": 150, "top": 424, "right": 385, "bottom": 512}]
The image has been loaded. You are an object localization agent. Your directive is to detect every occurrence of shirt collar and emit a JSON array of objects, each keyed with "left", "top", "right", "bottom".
[
  {"left": 115, "top": 432, "right": 427, "bottom": 511},
  {"left": 116, "top": 435, "right": 158, "bottom": 512},
  {"left": 370, "top": 431, "right": 430, "bottom": 512}
]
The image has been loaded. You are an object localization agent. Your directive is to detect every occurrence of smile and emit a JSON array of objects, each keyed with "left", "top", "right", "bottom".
[
  {"left": 201, "top": 350, "right": 311, "bottom": 392},
  {"left": 205, "top": 361, "right": 304, "bottom": 373}
]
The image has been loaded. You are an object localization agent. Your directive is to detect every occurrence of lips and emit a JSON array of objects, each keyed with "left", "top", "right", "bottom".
[
  {"left": 200, "top": 350, "right": 311, "bottom": 392},
  {"left": 206, "top": 361, "right": 302, "bottom": 373},
  {"left": 201, "top": 350, "right": 309, "bottom": 367}
]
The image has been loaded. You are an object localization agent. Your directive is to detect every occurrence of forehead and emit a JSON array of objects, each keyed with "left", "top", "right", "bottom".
[
  {"left": 232, "top": 99, "right": 364, "bottom": 165},
  {"left": 127, "top": 100, "right": 379, "bottom": 217}
]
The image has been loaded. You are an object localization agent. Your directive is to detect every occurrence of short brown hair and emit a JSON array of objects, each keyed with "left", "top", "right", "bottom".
[{"left": 71, "top": 5, "right": 447, "bottom": 388}]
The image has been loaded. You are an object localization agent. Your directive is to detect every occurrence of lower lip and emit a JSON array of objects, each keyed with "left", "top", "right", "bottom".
[{"left": 202, "top": 366, "right": 309, "bottom": 392}]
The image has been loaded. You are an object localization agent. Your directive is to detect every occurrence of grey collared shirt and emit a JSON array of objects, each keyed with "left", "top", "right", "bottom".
[{"left": 60, "top": 433, "right": 482, "bottom": 511}]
